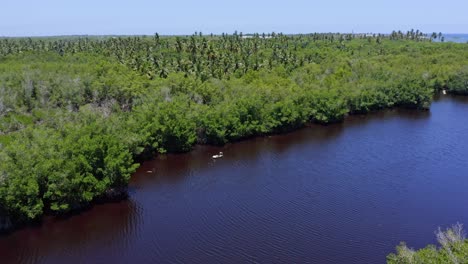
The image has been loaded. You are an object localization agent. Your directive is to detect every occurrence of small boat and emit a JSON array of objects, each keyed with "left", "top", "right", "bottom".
[{"left": 212, "top": 152, "right": 224, "bottom": 159}]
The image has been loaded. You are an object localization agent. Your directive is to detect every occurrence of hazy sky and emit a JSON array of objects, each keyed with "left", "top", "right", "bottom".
[{"left": 2, "top": 0, "right": 467, "bottom": 36}]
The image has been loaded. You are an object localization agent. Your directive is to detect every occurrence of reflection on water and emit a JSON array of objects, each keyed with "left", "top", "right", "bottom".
[
  {"left": 1, "top": 96, "right": 468, "bottom": 264},
  {"left": 134, "top": 107, "right": 431, "bottom": 187},
  {"left": 0, "top": 201, "right": 141, "bottom": 264}
]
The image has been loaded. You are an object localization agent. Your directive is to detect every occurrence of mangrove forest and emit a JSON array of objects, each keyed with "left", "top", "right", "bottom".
[{"left": 0, "top": 31, "right": 467, "bottom": 233}]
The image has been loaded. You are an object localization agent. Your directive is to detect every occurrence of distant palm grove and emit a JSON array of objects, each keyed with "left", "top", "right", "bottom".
[{"left": 0, "top": 30, "right": 467, "bottom": 241}]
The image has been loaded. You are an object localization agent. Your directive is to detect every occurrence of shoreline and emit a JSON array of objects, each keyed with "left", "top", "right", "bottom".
[{"left": 2, "top": 93, "right": 465, "bottom": 234}]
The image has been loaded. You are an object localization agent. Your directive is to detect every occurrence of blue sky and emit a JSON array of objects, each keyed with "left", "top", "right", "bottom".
[{"left": 2, "top": 0, "right": 467, "bottom": 36}]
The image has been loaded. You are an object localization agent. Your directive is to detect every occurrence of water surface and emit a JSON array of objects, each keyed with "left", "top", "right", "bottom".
[
  {"left": 442, "top": 34, "right": 468, "bottom": 43},
  {"left": 1, "top": 96, "right": 468, "bottom": 263}
]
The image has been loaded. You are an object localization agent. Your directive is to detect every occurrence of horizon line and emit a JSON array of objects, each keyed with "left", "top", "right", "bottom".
[{"left": 1, "top": 31, "right": 467, "bottom": 38}]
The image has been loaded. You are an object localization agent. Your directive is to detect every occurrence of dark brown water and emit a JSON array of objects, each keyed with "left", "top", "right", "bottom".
[{"left": 1, "top": 96, "right": 468, "bottom": 264}]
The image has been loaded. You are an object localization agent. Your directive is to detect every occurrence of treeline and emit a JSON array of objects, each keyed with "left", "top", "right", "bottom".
[
  {"left": 0, "top": 33, "right": 467, "bottom": 228},
  {"left": 0, "top": 30, "right": 442, "bottom": 82}
]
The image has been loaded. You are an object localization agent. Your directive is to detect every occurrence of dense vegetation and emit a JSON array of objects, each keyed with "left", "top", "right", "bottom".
[
  {"left": 387, "top": 223, "right": 468, "bottom": 263},
  {"left": 0, "top": 31, "right": 467, "bottom": 228}
]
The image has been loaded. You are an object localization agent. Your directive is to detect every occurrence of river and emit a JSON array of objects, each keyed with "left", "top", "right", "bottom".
[{"left": 1, "top": 96, "right": 468, "bottom": 263}]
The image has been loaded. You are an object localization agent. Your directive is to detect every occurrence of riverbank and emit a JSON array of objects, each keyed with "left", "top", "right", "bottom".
[
  {"left": 2, "top": 96, "right": 468, "bottom": 263},
  {"left": 0, "top": 187, "right": 129, "bottom": 233},
  {"left": 0, "top": 34, "right": 467, "bottom": 230},
  {"left": 1, "top": 93, "right": 465, "bottom": 234}
]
